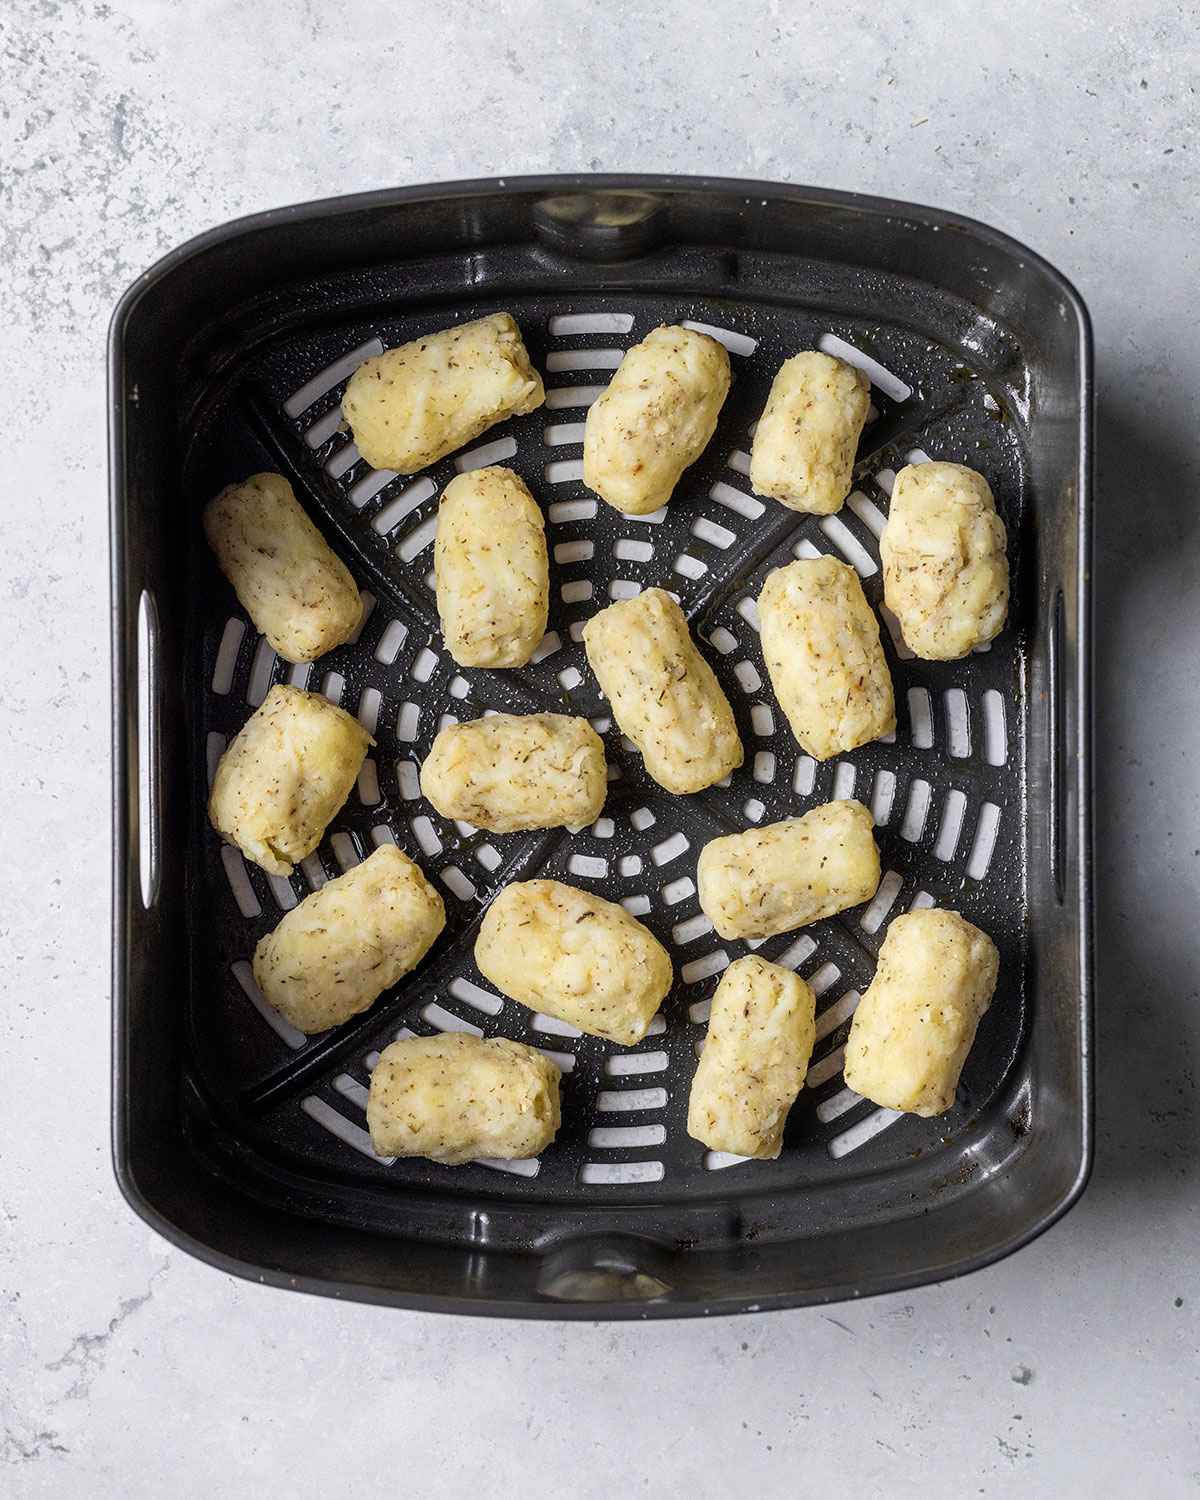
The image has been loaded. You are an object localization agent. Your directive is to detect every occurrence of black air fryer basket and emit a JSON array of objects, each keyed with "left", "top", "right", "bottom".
[{"left": 110, "top": 175, "right": 1093, "bottom": 1317}]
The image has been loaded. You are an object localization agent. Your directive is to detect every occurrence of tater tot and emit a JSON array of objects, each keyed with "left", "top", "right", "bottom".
[
  {"left": 208, "top": 683, "right": 371, "bottom": 875},
  {"left": 749, "top": 351, "right": 871, "bottom": 513},
  {"left": 583, "top": 325, "right": 731, "bottom": 515},
  {"left": 367, "top": 1034, "right": 561, "bottom": 1164},
  {"left": 203, "top": 473, "right": 362, "bottom": 664},
  {"left": 433, "top": 466, "right": 549, "bottom": 668},
  {"left": 341, "top": 312, "right": 544, "bottom": 473},
  {"left": 582, "top": 588, "right": 743, "bottom": 794},
  {"left": 881, "top": 460, "right": 1010, "bottom": 659},
  {"left": 252, "top": 845, "right": 445, "bottom": 1033},
  {"left": 687, "top": 956, "right": 816, "bottom": 1158},
  {"left": 843, "top": 909, "right": 999, "bottom": 1116},
  {"left": 421, "top": 713, "right": 606, "bottom": 833},
  {"left": 758, "top": 557, "right": 895, "bottom": 761},
  {"left": 474, "top": 880, "right": 672, "bottom": 1046},
  {"left": 697, "top": 800, "right": 880, "bottom": 940}
]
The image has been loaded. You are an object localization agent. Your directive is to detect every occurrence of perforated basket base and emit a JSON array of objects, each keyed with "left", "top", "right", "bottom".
[
  {"left": 113, "top": 178, "right": 1091, "bottom": 1315},
  {"left": 192, "top": 301, "right": 1028, "bottom": 1189}
]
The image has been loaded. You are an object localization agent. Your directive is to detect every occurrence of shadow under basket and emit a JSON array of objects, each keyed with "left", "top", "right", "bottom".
[{"left": 110, "top": 175, "right": 1093, "bottom": 1318}]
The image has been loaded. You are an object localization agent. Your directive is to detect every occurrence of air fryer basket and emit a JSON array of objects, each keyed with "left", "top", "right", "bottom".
[{"left": 110, "top": 176, "right": 1092, "bottom": 1318}]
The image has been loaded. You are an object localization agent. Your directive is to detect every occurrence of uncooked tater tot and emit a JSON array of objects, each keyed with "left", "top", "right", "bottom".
[
  {"left": 758, "top": 557, "right": 895, "bottom": 761},
  {"left": 843, "top": 909, "right": 999, "bottom": 1117},
  {"left": 583, "top": 325, "right": 731, "bottom": 515},
  {"left": 697, "top": 800, "right": 880, "bottom": 941},
  {"left": 208, "top": 684, "right": 371, "bottom": 876},
  {"left": 367, "top": 1034, "right": 561, "bottom": 1164},
  {"left": 687, "top": 956, "right": 816, "bottom": 1159},
  {"left": 433, "top": 466, "right": 549, "bottom": 668},
  {"left": 253, "top": 845, "right": 445, "bottom": 1033},
  {"left": 582, "top": 588, "right": 742, "bottom": 794},
  {"left": 881, "top": 461, "right": 1009, "bottom": 659},
  {"left": 750, "top": 351, "right": 871, "bottom": 513},
  {"left": 421, "top": 713, "right": 606, "bottom": 833},
  {"left": 475, "top": 880, "right": 672, "bottom": 1046},
  {"left": 341, "top": 312, "right": 544, "bottom": 473},
  {"left": 204, "top": 473, "right": 362, "bottom": 664}
]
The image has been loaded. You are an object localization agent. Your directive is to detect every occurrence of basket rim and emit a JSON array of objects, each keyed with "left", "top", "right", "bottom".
[{"left": 109, "top": 174, "right": 1094, "bottom": 1319}]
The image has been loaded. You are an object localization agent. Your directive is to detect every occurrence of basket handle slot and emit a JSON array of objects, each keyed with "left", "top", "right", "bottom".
[
  {"left": 136, "top": 587, "right": 162, "bottom": 908},
  {"left": 533, "top": 190, "right": 667, "bottom": 261},
  {"left": 1048, "top": 588, "right": 1068, "bottom": 904},
  {"left": 537, "top": 1235, "right": 674, "bottom": 1304}
]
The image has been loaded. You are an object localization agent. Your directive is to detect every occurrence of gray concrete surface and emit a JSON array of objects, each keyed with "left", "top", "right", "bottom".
[{"left": 1, "top": 0, "right": 1197, "bottom": 1493}]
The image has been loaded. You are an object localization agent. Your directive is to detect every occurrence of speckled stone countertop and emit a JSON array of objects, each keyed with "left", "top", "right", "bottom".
[{"left": 1, "top": 2, "right": 1197, "bottom": 1494}]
